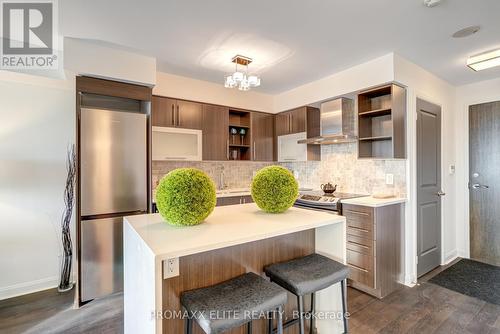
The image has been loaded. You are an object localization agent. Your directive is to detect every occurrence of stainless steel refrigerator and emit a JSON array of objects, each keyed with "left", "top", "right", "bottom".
[{"left": 79, "top": 93, "right": 148, "bottom": 302}]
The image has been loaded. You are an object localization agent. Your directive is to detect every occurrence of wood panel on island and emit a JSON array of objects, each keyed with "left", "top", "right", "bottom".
[
  {"left": 357, "top": 84, "right": 406, "bottom": 159},
  {"left": 151, "top": 95, "right": 275, "bottom": 161}
]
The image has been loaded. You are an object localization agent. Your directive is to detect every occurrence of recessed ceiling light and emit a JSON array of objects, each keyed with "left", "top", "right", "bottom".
[
  {"left": 467, "top": 49, "right": 500, "bottom": 71},
  {"left": 452, "top": 26, "right": 481, "bottom": 38},
  {"left": 423, "top": 0, "right": 442, "bottom": 7}
]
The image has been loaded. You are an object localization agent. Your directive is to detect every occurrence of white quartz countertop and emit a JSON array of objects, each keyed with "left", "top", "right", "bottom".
[
  {"left": 340, "top": 196, "right": 406, "bottom": 207},
  {"left": 125, "top": 203, "right": 345, "bottom": 261}
]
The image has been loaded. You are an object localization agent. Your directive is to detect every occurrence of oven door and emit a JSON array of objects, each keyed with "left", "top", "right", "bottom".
[{"left": 293, "top": 202, "right": 339, "bottom": 214}]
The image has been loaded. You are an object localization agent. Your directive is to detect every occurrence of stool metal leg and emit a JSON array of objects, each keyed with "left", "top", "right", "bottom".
[
  {"left": 185, "top": 317, "right": 192, "bottom": 334},
  {"left": 247, "top": 320, "right": 252, "bottom": 334},
  {"left": 310, "top": 293, "right": 315, "bottom": 334},
  {"left": 268, "top": 311, "right": 273, "bottom": 334},
  {"left": 341, "top": 279, "right": 348, "bottom": 334},
  {"left": 277, "top": 306, "right": 283, "bottom": 334},
  {"left": 297, "top": 295, "right": 305, "bottom": 334}
]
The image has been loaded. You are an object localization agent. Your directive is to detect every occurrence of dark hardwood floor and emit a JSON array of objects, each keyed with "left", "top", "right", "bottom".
[
  {"left": 1, "top": 260, "right": 500, "bottom": 334},
  {"left": 348, "top": 260, "right": 500, "bottom": 334},
  {"left": 0, "top": 289, "right": 122, "bottom": 334}
]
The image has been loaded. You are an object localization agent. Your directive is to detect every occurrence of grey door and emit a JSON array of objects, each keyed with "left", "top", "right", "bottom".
[
  {"left": 417, "top": 98, "right": 443, "bottom": 277},
  {"left": 469, "top": 101, "right": 500, "bottom": 266}
]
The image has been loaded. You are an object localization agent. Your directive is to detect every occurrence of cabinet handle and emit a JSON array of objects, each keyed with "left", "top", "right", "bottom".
[
  {"left": 290, "top": 114, "right": 293, "bottom": 133},
  {"left": 253, "top": 141, "right": 256, "bottom": 160},
  {"left": 347, "top": 263, "right": 369, "bottom": 273},
  {"left": 176, "top": 105, "right": 180, "bottom": 126},
  {"left": 171, "top": 104, "right": 175, "bottom": 125},
  {"left": 345, "top": 210, "right": 370, "bottom": 217},
  {"left": 347, "top": 240, "right": 369, "bottom": 249},
  {"left": 226, "top": 139, "right": 229, "bottom": 160}
]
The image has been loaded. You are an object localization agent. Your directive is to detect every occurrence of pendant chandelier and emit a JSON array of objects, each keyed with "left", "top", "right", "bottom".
[{"left": 224, "top": 55, "right": 261, "bottom": 91}]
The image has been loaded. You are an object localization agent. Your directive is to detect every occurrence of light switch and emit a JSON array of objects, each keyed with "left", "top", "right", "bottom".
[
  {"left": 163, "top": 258, "right": 179, "bottom": 279},
  {"left": 449, "top": 165, "right": 456, "bottom": 175},
  {"left": 385, "top": 174, "right": 394, "bottom": 185}
]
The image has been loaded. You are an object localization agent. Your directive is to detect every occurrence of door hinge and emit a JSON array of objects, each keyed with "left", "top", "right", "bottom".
[{"left": 416, "top": 256, "right": 419, "bottom": 265}]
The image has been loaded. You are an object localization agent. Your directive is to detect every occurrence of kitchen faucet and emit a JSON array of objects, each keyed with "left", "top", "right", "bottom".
[{"left": 218, "top": 166, "right": 227, "bottom": 190}]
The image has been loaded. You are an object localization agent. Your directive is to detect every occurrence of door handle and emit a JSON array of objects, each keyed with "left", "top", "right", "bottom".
[
  {"left": 436, "top": 191, "right": 446, "bottom": 197},
  {"left": 171, "top": 104, "right": 175, "bottom": 125},
  {"left": 471, "top": 183, "right": 489, "bottom": 189}
]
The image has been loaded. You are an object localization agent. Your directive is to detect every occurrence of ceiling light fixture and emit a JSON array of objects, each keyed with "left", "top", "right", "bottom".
[
  {"left": 224, "top": 55, "right": 261, "bottom": 91},
  {"left": 467, "top": 49, "right": 500, "bottom": 71}
]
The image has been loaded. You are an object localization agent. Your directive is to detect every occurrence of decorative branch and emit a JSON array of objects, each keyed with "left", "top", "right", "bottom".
[{"left": 58, "top": 144, "right": 76, "bottom": 292}]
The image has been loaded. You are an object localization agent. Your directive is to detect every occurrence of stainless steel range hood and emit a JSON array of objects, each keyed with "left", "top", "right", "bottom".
[{"left": 298, "top": 97, "right": 357, "bottom": 145}]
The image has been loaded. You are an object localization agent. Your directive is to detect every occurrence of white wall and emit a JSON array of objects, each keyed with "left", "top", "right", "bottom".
[
  {"left": 64, "top": 38, "right": 157, "bottom": 86},
  {"left": 154, "top": 72, "right": 275, "bottom": 112},
  {"left": 0, "top": 39, "right": 158, "bottom": 300},
  {"left": 0, "top": 71, "right": 75, "bottom": 300},
  {"left": 393, "top": 54, "right": 458, "bottom": 284},
  {"left": 455, "top": 77, "right": 500, "bottom": 258},
  {"left": 273, "top": 54, "right": 395, "bottom": 112}
]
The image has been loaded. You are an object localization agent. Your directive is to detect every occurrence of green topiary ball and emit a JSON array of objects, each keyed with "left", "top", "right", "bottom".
[
  {"left": 156, "top": 168, "right": 216, "bottom": 226},
  {"left": 251, "top": 166, "right": 299, "bottom": 213}
]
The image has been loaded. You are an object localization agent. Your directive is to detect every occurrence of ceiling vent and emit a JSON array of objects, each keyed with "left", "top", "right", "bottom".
[
  {"left": 452, "top": 26, "right": 481, "bottom": 38},
  {"left": 423, "top": 0, "right": 442, "bottom": 7}
]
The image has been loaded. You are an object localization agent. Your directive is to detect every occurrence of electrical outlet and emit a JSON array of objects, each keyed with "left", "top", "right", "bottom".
[
  {"left": 293, "top": 170, "right": 299, "bottom": 179},
  {"left": 385, "top": 173, "right": 394, "bottom": 185},
  {"left": 163, "top": 258, "right": 179, "bottom": 279}
]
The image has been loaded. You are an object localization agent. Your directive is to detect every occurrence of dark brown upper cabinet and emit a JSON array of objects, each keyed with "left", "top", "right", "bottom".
[
  {"left": 357, "top": 84, "right": 406, "bottom": 159},
  {"left": 152, "top": 96, "right": 202, "bottom": 130},
  {"left": 275, "top": 107, "right": 308, "bottom": 136},
  {"left": 202, "top": 104, "right": 229, "bottom": 161},
  {"left": 275, "top": 106, "right": 320, "bottom": 161},
  {"left": 251, "top": 112, "right": 274, "bottom": 161}
]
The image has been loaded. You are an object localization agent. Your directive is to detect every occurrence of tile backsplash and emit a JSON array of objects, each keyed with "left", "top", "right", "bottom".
[
  {"left": 280, "top": 143, "right": 407, "bottom": 196},
  {"left": 153, "top": 143, "right": 406, "bottom": 197},
  {"left": 152, "top": 161, "right": 273, "bottom": 190}
]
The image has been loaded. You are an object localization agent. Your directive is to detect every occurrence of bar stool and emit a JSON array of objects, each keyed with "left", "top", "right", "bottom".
[
  {"left": 180, "top": 272, "right": 287, "bottom": 334},
  {"left": 264, "top": 253, "right": 349, "bottom": 334}
]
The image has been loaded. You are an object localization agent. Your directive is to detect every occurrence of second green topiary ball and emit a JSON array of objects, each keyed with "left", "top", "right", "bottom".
[
  {"left": 156, "top": 168, "right": 216, "bottom": 226},
  {"left": 251, "top": 166, "right": 299, "bottom": 213}
]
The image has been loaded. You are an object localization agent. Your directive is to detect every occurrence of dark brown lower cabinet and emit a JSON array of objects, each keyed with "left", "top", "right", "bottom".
[
  {"left": 216, "top": 195, "right": 253, "bottom": 206},
  {"left": 344, "top": 203, "right": 402, "bottom": 298}
]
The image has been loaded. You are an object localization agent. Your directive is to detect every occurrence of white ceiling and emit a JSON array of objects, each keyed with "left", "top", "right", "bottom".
[{"left": 60, "top": 0, "right": 500, "bottom": 93}]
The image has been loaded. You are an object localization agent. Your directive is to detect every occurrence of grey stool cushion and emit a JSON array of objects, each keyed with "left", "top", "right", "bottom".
[
  {"left": 180, "top": 272, "right": 287, "bottom": 334},
  {"left": 264, "top": 253, "right": 349, "bottom": 296}
]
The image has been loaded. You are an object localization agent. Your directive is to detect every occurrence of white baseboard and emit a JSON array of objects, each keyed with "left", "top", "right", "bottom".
[
  {"left": 0, "top": 276, "right": 59, "bottom": 301},
  {"left": 443, "top": 249, "right": 458, "bottom": 265}
]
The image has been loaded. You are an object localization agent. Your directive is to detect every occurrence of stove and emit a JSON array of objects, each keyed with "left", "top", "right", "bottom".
[{"left": 294, "top": 190, "right": 366, "bottom": 214}]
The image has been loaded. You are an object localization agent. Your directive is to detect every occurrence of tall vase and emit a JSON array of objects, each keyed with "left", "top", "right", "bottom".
[{"left": 58, "top": 144, "right": 76, "bottom": 292}]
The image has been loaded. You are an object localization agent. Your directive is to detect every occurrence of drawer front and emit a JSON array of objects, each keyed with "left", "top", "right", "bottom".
[
  {"left": 347, "top": 234, "right": 373, "bottom": 256},
  {"left": 348, "top": 264, "right": 375, "bottom": 288},
  {"left": 346, "top": 225, "right": 373, "bottom": 240},
  {"left": 347, "top": 249, "right": 373, "bottom": 271},
  {"left": 347, "top": 249, "right": 375, "bottom": 288},
  {"left": 343, "top": 204, "right": 374, "bottom": 236}
]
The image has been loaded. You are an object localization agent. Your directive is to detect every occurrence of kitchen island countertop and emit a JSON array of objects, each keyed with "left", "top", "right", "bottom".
[{"left": 125, "top": 203, "right": 345, "bottom": 261}]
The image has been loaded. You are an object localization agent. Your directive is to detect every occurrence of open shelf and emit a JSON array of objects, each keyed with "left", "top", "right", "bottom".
[
  {"left": 359, "top": 136, "right": 393, "bottom": 142},
  {"left": 228, "top": 109, "right": 251, "bottom": 160},
  {"left": 358, "top": 108, "right": 392, "bottom": 117},
  {"left": 357, "top": 84, "right": 406, "bottom": 159}
]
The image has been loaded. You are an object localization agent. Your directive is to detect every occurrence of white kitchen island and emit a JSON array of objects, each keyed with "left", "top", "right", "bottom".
[{"left": 124, "top": 203, "right": 346, "bottom": 334}]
